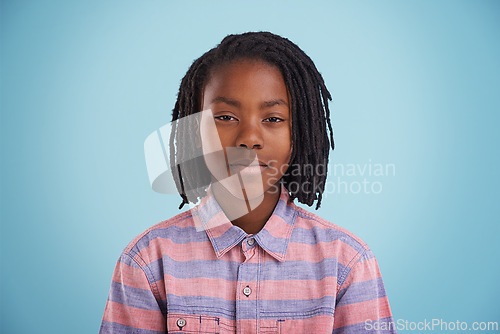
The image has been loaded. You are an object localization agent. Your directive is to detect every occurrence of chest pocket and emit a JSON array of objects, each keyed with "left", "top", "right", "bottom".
[{"left": 167, "top": 313, "right": 219, "bottom": 333}]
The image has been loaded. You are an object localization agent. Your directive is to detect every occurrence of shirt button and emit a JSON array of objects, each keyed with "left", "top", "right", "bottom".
[
  {"left": 176, "top": 318, "right": 186, "bottom": 328},
  {"left": 247, "top": 238, "right": 255, "bottom": 246},
  {"left": 243, "top": 286, "right": 252, "bottom": 296}
]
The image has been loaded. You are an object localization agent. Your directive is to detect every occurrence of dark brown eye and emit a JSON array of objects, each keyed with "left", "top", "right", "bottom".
[
  {"left": 215, "top": 115, "right": 237, "bottom": 121},
  {"left": 264, "top": 117, "right": 284, "bottom": 123}
]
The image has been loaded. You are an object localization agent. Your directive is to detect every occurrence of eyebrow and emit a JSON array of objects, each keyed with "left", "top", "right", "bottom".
[{"left": 210, "top": 96, "right": 288, "bottom": 109}]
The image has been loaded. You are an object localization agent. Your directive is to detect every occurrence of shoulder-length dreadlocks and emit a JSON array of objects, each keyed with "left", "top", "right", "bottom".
[{"left": 170, "top": 31, "right": 334, "bottom": 210}]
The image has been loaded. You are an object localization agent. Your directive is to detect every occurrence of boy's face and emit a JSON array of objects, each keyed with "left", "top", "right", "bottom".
[{"left": 200, "top": 59, "right": 292, "bottom": 201}]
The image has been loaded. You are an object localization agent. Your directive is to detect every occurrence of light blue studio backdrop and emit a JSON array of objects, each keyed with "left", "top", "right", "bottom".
[{"left": 1, "top": 0, "right": 499, "bottom": 333}]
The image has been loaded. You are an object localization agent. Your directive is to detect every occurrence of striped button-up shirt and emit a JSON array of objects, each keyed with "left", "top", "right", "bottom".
[{"left": 100, "top": 185, "right": 395, "bottom": 333}]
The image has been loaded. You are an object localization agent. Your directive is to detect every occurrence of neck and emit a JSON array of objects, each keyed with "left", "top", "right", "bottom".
[{"left": 211, "top": 182, "right": 281, "bottom": 234}]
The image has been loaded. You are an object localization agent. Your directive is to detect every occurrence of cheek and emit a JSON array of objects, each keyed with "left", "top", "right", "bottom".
[
  {"left": 281, "top": 142, "right": 292, "bottom": 161},
  {"left": 213, "top": 128, "right": 234, "bottom": 148},
  {"left": 265, "top": 129, "right": 292, "bottom": 157},
  {"left": 279, "top": 135, "right": 293, "bottom": 160}
]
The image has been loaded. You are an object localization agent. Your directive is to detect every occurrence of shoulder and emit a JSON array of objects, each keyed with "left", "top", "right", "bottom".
[
  {"left": 291, "top": 202, "right": 370, "bottom": 254},
  {"left": 289, "top": 203, "right": 381, "bottom": 287},
  {"left": 121, "top": 209, "right": 195, "bottom": 265}
]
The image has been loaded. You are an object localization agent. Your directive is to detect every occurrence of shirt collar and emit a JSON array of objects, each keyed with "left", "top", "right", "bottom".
[{"left": 192, "top": 184, "right": 298, "bottom": 262}]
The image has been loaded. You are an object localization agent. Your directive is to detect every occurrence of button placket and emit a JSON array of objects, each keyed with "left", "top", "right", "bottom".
[{"left": 236, "top": 249, "right": 259, "bottom": 324}]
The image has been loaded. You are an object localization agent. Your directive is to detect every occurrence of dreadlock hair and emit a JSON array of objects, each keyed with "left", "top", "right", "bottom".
[{"left": 170, "top": 31, "right": 334, "bottom": 210}]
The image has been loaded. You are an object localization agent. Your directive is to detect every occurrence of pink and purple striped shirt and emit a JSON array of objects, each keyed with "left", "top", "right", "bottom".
[{"left": 100, "top": 185, "right": 395, "bottom": 333}]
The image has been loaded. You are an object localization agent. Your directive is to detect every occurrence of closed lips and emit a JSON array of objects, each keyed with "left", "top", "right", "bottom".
[
  {"left": 230, "top": 160, "right": 268, "bottom": 167},
  {"left": 229, "top": 162, "right": 267, "bottom": 175}
]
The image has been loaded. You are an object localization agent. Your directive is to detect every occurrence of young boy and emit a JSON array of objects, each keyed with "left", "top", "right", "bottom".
[{"left": 100, "top": 32, "right": 396, "bottom": 333}]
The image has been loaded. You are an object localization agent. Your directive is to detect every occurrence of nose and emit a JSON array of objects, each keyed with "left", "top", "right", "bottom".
[{"left": 236, "top": 121, "right": 263, "bottom": 149}]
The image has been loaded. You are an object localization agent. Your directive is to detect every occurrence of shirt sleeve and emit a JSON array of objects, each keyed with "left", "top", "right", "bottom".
[
  {"left": 99, "top": 251, "right": 166, "bottom": 334},
  {"left": 333, "top": 249, "right": 396, "bottom": 333}
]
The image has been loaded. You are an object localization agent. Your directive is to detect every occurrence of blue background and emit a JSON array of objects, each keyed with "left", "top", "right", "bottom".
[{"left": 1, "top": 0, "right": 499, "bottom": 333}]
